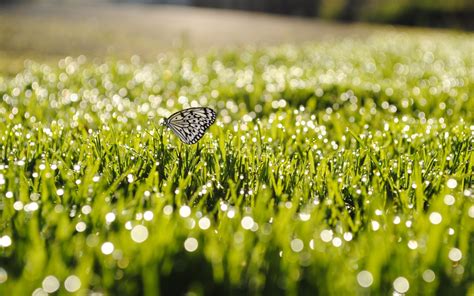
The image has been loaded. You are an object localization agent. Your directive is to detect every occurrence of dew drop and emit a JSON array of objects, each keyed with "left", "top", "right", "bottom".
[
  {"left": 0, "top": 267, "right": 7, "bottom": 283},
  {"left": 198, "top": 217, "right": 211, "bottom": 230},
  {"left": 241, "top": 216, "right": 254, "bottom": 230},
  {"left": 290, "top": 239, "right": 304, "bottom": 252},
  {"left": 163, "top": 205, "right": 173, "bottom": 215},
  {"left": 320, "top": 229, "right": 333, "bottom": 242},
  {"left": 393, "top": 276, "right": 409, "bottom": 293},
  {"left": 429, "top": 212, "right": 442, "bottom": 225},
  {"left": 443, "top": 195, "right": 455, "bottom": 206},
  {"left": 332, "top": 237, "right": 342, "bottom": 247},
  {"left": 422, "top": 269, "right": 435, "bottom": 283},
  {"left": 105, "top": 212, "right": 116, "bottom": 223},
  {"left": 64, "top": 275, "right": 81, "bottom": 292},
  {"left": 101, "top": 242, "right": 114, "bottom": 255},
  {"left": 75, "top": 222, "right": 86, "bottom": 232},
  {"left": 131, "top": 225, "right": 149, "bottom": 243},
  {"left": 144, "top": 210, "right": 154, "bottom": 221},
  {"left": 42, "top": 275, "right": 60, "bottom": 293},
  {"left": 447, "top": 179, "right": 457, "bottom": 189},
  {"left": 357, "top": 270, "right": 373, "bottom": 288},
  {"left": 179, "top": 205, "right": 191, "bottom": 218},
  {"left": 184, "top": 237, "right": 198, "bottom": 252},
  {"left": 448, "top": 248, "right": 462, "bottom": 262}
]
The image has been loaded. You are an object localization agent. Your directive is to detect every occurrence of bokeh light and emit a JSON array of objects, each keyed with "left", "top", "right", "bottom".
[
  {"left": 42, "top": 275, "right": 60, "bottom": 293},
  {"left": 422, "top": 269, "right": 435, "bottom": 283},
  {"left": 101, "top": 242, "right": 114, "bottom": 255},
  {"left": 64, "top": 275, "right": 81, "bottom": 292},
  {"left": 179, "top": 205, "right": 191, "bottom": 218},
  {"left": 446, "top": 179, "right": 457, "bottom": 189},
  {"left": 198, "top": 217, "right": 211, "bottom": 230},
  {"left": 448, "top": 248, "right": 462, "bottom": 262},
  {"left": 241, "top": 216, "right": 254, "bottom": 230},
  {"left": 0, "top": 235, "right": 12, "bottom": 248},
  {"left": 393, "top": 277, "right": 410, "bottom": 293},
  {"left": 290, "top": 239, "right": 304, "bottom": 252},
  {"left": 184, "top": 237, "right": 199, "bottom": 252},
  {"left": 429, "top": 212, "right": 442, "bottom": 225},
  {"left": 357, "top": 270, "right": 373, "bottom": 288},
  {"left": 0, "top": 267, "right": 7, "bottom": 284},
  {"left": 131, "top": 225, "right": 149, "bottom": 243}
]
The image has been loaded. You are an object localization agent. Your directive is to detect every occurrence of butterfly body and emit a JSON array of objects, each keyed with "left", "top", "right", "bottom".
[{"left": 163, "top": 107, "right": 217, "bottom": 144}]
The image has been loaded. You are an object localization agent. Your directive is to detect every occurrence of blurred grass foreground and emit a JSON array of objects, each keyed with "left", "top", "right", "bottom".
[{"left": 0, "top": 2, "right": 473, "bottom": 296}]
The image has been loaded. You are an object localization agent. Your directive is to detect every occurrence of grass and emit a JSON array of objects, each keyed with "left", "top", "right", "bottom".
[{"left": 0, "top": 31, "right": 473, "bottom": 295}]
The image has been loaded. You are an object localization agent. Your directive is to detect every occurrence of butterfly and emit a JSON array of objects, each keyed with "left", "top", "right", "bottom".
[{"left": 162, "top": 107, "right": 217, "bottom": 144}]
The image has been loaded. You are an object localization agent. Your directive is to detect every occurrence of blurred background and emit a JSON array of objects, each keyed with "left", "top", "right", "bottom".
[
  {"left": 0, "top": 0, "right": 473, "bottom": 74},
  {"left": 1, "top": 0, "right": 473, "bottom": 29}
]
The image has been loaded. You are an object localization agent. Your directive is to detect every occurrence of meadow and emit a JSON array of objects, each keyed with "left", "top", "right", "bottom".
[{"left": 0, "top": 31, "right": 473, "bottom": 295}]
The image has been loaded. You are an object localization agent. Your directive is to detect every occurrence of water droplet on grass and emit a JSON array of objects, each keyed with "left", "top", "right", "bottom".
[
  {"left": 144, "top": 211, "right": 154, "bottom": 221},
  {"left": 179, "top": 205, "right": 191, "bottom": 218},
  {"left": 332, "top": 237, "right": 342, "bottom": 247},
  {"left": 290, "top": 239, "right": 304, "bottom": 252},
  {"left": 0, "top": 267, "right": 7, "bottom": 283},
  {"left": 343, "top": 232, "right": 353, "bottom": 241},
  {"left": 75, "top": 222, "right": 86, "bottom": 232},
  {"left": 447, "top": 179, "right": 457, "bottom": 189},
  {"left": 0, "top": 235, "right": 12, "bottom": 247},
  {"left": 422, "top": 269, "right": 435, "bottom": 283},
  {"left": 227, "top": 208, "right": 236, "bottom": 218},
  {"left": 24, "top": 202, "right": 39, "bottom": 212},
  {"left": 33, "top": 287, "right": 49, "bottom": 296},
  {"left": 371, "top": 220, "right": 380, "bottom": 231},
  {"left": 184, "top": 237, "right": 198, "bottom": 252},
  {"left": 101, "top": 242, "right": 114, "bottom": 255},
  {"left": 468, "top": 206, "right": 474, "bottom": 218},
  {"left": 429, "top": 212, "right": 442, "bottom": 225},
  {"left": 320, "top": 229, "right": 333, "bottom": 242},
  {"left": 42, "top": 275, "right": 60, "bottom": 293},
  {"left": 444, "top": 195, "right": 455, "bottom": 206},
  {"left": 198, "top": 217, "right": 211, "bottom": 230},
  {"left": 407, "top": 240, "right": 418, "bottom": 250},
  {"left": 81, "top": 205, "right": 92, "bottom": 215},
  {"left": 393, "top": 276, "right": 409, "bottom": 293},
  {"left": 64, "top": 275, "right": 81, "bottom": 292},
  {"left": 241, "top": 216, "right": 254, "bottom": 230},
  {"left": 309, "top": 239, "right": 314, "bottom": 250},
  {"left": 357, "top": 270, "right": 373, "bottom": 288},
  {"left": 105, "top": 212, "right": 116, "bottom": 223},
  {"left": 163, "top": 205, "right": 173, "bottom": 215},
  {"left": 131, "top": 225, "right": 148, "bottom": 243},
  {"left": 393, "top": 216, "right": 401, "bottom": 224},
  {"left": 13, "top": 201, "right": 23, "bottom": 211},
  {"left": 299, "top": 212, "right": 311, "bottom": 221},
  {"left": 448, "top": 248, "right": 462, "bottom": 261}
]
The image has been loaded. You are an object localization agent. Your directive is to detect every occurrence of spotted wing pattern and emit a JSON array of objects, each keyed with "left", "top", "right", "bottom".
[{"left": 164, "top": 107, "right": 217, "bottom": 144}]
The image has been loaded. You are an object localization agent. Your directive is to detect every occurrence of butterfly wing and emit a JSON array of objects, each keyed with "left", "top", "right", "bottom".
[{"left": 164, "top": 107, "right": 217, "bottom": 144}]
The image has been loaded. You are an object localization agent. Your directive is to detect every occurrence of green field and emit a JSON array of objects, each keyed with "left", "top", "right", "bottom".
[{"left": 0, "top": 31, "right": 473, "bottom": 295}]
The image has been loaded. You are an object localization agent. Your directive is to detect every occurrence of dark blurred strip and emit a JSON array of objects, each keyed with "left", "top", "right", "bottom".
[{"left": 1, "top": 0, "right": 473, "bottom": 30}]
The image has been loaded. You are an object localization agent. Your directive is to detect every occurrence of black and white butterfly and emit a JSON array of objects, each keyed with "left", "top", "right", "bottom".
[{"left": 162, "top": 107, "right": 217, "bottom": 144}]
